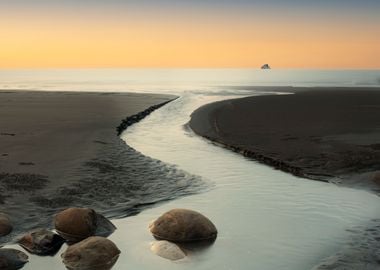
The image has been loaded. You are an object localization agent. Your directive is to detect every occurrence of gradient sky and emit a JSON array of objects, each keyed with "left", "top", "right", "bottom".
[{"left": 0, "top": 0, "right": 379, "bottom": 68}]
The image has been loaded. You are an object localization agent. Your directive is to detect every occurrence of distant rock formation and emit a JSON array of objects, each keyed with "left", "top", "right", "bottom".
[{"left": 261, "top": 64, "right": 271, "bottom": 69}]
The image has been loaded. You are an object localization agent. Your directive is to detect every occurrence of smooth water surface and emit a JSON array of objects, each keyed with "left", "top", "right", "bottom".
[
  {"left": 1, "top": 68, "right": 379, "bottom": 93},
  {"left": 118, "top": 92, "right": 380, "bottom": 269}
]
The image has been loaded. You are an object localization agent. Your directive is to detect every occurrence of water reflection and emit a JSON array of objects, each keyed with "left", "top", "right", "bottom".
[{"left": 122, "top": 91, "right": 380, "bottom": 269}]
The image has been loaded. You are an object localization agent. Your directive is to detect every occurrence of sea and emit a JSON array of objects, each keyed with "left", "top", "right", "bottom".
[{"left": 1, "top": 69, "right": 380, "bottom": 269}]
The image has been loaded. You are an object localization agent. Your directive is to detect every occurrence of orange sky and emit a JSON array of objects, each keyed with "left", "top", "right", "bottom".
[{"left": 0, "top": 5, "right": 379, "bottom": 68}]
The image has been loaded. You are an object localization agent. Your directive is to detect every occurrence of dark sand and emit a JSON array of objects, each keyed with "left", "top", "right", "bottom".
[
  {"left": 190, "top": 88, "right": 380, "bottom": 191},
  {"left": 0, "top": 91, "right": 205, "bottom": 243}
]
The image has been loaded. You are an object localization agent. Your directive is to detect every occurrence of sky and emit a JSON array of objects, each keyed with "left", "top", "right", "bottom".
[{"left": 0, "top": 0, "right": 379, "bottom": 68}]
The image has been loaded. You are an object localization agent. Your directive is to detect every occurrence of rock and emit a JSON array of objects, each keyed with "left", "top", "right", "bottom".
[
  {"left": 94, "top": 213, "right": 117, "bottom": 238},
  {"left": 151, "top": 241, "right": 186, "bottom": 261},
  {"left": 0, "top": 248, "right": 28, "bottom": 270},
  {"left": 54, "top": 208, "right": 116, "bottom": 243},
  {"left": 18, "top": 229, "right": 65, "bottom": 255},
  {"left": 372, "top": 171, "right": 380, "bottom": 185},
  {"left": 61, "top": 236, "right": 120, "bottom": 270},
  {"left": 149, "top": 209, "right": 217, "bottom": 242},
  {"left": 54, "top": 208, "right": 97, "bottom": 242},
  {"left": 261, "top": 64, "right": 271, "bottom": 69},
  {"left": 0, "top": 213, "right": 12, "bottom": 237}
]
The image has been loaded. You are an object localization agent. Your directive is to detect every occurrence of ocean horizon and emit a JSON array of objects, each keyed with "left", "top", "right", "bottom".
[{"left": 0, "top": 69, "right": 379, "bottom": 94}]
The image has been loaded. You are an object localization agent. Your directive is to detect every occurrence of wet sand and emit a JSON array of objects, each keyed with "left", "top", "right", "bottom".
[
  {"left": 190, "top": 88, "right": 380, "bottom": 191},
  {"left": 0, "top": 90, "right": 206, "bottom": 243}
]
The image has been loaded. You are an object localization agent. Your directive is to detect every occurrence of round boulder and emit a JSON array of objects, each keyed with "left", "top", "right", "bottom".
[
  {"left": 0, "top": 213, "right": 12, "bottom": 237},
  {"left": 151, "top": 240, "right": 186, "bottom": 261},
  {"left": 54, "top": 208, "right": 116, "bottom": 243},
  {"left": 18, "top": 229, "right": 65, "bottom": 255},
  {"left": 61, "top": 236, "right": 120, "bottom": 270},
  {"left": 372, "top": 171, "right": 380, "bottom": 185},
  {"left": 0, "top": 248, "right": 28, "bottom": 270},
  {"left": 54, "top": 208, "right": 97, "bottom": 243},
  {"left": 149, "top": 209, "right": 217, "bottom": 242}
]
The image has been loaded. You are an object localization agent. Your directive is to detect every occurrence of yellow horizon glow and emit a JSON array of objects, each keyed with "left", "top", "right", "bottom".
[{"left": 0, "top": 10, "right": 379, "bottom": 68}]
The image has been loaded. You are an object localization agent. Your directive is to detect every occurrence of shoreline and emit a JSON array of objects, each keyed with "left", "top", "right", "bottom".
[
  {"left": 189, "top": 87, "right": 380, "bottom": 192},
  {"left": 1, "top": 88, "right": 380, "bottom": 269},
  {"left": 0, "top": 90, "right": 203, "bottom": 244}
]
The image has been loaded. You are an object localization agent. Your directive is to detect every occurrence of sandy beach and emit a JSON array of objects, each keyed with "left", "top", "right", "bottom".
[
  {"left": 190, "top": 88, "right": 380, "bottom": 191},
  {"left": 1, "top": 86, "right": 379, "bottom": 269},
  {"left": 0, "top": 90, "right": 206, "bottom": 243}
]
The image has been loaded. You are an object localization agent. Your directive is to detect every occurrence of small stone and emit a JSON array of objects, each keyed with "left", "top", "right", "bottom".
[
  {"left": 18, "top": 229, "right": 65, "bottom": 255},
  {"left": 151, "top": 241, "right": 186, "bottom": 261},
  {"left": 0, "top": 248, "right": 28, "bottom": 270},
  {"left": 0, "top": 213, "right": 12, "bottom": 237},
  {"left": 61, "top": 236, "right": 120, "bottom": 270},
  {"left": 149, "top": 209, "right": 217, "bottom": 242}
]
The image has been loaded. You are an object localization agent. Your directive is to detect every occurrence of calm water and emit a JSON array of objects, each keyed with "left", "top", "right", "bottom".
[
  {"left": 0, "top": 68, "right": 379, "bottom": 94},
  {"left": 2, "top": 69, "right": 380, "bottom": 269}
]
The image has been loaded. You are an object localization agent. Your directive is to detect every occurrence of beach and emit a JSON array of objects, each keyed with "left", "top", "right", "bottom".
[
  {"left": 0, "top": 90, "right": 207, "bottom": 243},
  {"left": 190, "top": 88, "right": 380, "bottom": 191},
  {"left": 0, "top": 85, "right": 379, "bottom": 269}
]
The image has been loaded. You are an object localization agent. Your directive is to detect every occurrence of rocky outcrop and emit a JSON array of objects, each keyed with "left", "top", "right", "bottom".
[{"left": 116, "top": 98, "right": 178, "bottom": 136}]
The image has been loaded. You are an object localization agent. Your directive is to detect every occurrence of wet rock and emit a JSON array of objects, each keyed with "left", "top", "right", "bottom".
[
  {"left": 372, "top": 171, "right": 380, "bottom": 185},
  {"left": 151, "top": 241, "right": 186, "bottom": 261},
  {"left": 149, "top": 209, "right": 217, "bottom": 242},
  {"left": 0, "top": 248, "right": 28, "bottom": 270},
  {"left": 94, "top": 213, "right": 117, "bottom": 238},
  {"left": 0, "top": 213, "right": 12, "bottom": 237},
  {"left": 61, "top": 236, "right": 120, "bottom": 270},
  {"left": 54, "top": 208, "right": 97, "bottom": 242},
  {"left": 116, "top": 98, "right": 176, "bottom": 135},
  {"left": 18, "top": 229, "right": 65, "bottom": 255},
  {"left": 54, "top": 208, "right": 116, "bottom": 243}
]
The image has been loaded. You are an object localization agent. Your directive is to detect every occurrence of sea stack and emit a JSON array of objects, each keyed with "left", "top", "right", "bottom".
[{"left": 261, "top": 64, "right": 271, "bottom": 69}]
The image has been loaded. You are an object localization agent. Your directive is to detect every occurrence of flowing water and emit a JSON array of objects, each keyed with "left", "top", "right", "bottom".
[
  {"left": 119, "top": 92, "right": 380, "bottom": 269},
  {"left": 1, "top": 69, "right": 380, "bottom": 269}
]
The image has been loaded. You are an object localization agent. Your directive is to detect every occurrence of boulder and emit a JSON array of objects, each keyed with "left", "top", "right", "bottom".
[
  {"left": 151, "top": 241, "right": 186, "bottom": 261},
  {"left": 0, "top": 213, "right": 12, "bottom": 237},
  {"left": 61, "top": 236, "right": 120, "bottom": 270},
  {"left": 18, "top": 229, "right": 65, "bottom": 255},
  {"left": 0, "top": 248, "right": 28, "bottom": 270},
  {"left": 54, "top": 208, "right": 116, "bottom": 243},
  {"left": 149, "top": 209, "right": 217, "bottom": 242},
  {"left": 54, "top": 208, "right": 97, "bottom": 242},
  {"left": 372, "top": 171, "right": 380, "bottom": 185}
]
